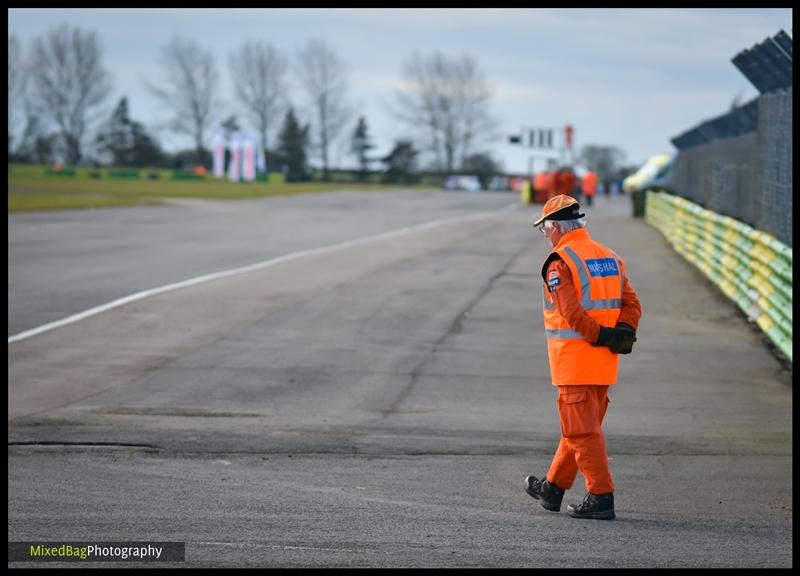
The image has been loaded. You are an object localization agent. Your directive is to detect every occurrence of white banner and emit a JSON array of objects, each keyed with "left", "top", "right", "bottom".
[
  {"left": 212, "top": 124, "right": 225, "bottom": 179},
  {"left": 242, "top": 133, "right": 256, "bottom": 182}
]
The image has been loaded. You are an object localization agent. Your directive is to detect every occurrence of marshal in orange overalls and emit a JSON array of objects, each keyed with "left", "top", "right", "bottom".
[{"left": 541, "top": 226, "right": 641, "bottom": 495}]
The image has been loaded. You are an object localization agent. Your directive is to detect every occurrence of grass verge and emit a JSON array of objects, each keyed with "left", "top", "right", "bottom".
[{"left": 8, "top": 176, "right": 435, "bottom": 213}]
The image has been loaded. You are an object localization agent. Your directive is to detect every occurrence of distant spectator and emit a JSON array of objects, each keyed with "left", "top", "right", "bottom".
[
  {"left": 534, "top": 171, "right": 549, "bottom": 203},
  {"left": 554, "top": 168, "right": 577, "bottom": 199},
  {"left": 581, "top": 170, "right": 598, "bottom": 207}
]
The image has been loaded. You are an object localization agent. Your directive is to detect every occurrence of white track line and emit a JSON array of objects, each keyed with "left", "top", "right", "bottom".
[{"left": 9, "top": 202, "right": 519, "bottom": 344}]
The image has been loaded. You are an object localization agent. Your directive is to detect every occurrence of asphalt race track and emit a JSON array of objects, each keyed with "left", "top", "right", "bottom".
[{"left": 8, "top": 191, "right": 792, "bottom": 568}]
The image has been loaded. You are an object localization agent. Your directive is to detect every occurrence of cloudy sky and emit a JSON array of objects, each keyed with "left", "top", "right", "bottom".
[{"left": 8, "top": 8, "right": 792, "bottom": 173}]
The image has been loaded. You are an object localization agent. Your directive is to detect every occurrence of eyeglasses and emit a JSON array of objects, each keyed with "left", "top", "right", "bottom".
[{"left": 537, "top": 222, "right": 547, "bottom": 234}]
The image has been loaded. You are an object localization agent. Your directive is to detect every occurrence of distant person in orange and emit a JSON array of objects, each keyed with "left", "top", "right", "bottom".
[
  {"left": 582, "top": 170, "right": 598, "bottom": 207},
  {"left": 534, "top": 171, "right": 548, "bottom": 204},
  {"left": 542, "top": 171, "right": 556, "bottom": 200},
  {"left": 554, "top": 167, "right": 577, "bottom": 199},
  {"left": 525, "top": 195, "right": 642, "bottom": 520}
]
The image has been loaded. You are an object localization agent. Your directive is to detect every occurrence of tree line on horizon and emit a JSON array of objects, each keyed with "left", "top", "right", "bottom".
[
  {"left": 8, "top": 24, "right": 632, "bottom": 185},
  {"left": 8, "top": 25, "right": 512, "bottom": 184}
]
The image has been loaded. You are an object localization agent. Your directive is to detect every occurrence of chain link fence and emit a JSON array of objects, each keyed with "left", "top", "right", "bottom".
[
  {"left": 669, "top": 86, "right": 792, "bottom": 247},
  {"left": 756, "top": 87, "right": 793, "bottom": 246}
]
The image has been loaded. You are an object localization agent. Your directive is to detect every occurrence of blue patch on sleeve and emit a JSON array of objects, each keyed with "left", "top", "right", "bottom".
[
  {"left": 547, "top": 272, "right": 560, "bottom": 292},
  {"left": 547, "top": 269, "right": 560, "bottom": 291},
  {"left": 585, "top": 257, "right": 619, "bottom": 277}
]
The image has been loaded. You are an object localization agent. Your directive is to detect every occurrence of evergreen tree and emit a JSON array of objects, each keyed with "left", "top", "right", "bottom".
[
  {"left": 350, "top": 116, "right": 375, "bottom": 182},
  {"left": 277, "top": 108, "right": 310, "bottom": 182},
  {"left": 381, "top": 140, "right": 419, "bottom": 184},
  {"left": 129, "top": 122, "right": 165, "bottom": 168},
  {"left": 96, "top": 97, "right": 133, "bottom": 166},
  {"left": 95, "top": 97, "right": 164, "bottom": 167}
]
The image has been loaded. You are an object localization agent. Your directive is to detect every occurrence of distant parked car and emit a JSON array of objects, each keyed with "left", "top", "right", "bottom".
[
  {"left": 487, "top": 176, "right": 513, "bottom": 191},
  {"left": 443, "top": 175, "right": 482, "bottom": 192}
]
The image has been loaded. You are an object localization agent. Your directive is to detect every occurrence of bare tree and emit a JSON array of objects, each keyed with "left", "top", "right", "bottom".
[
  {"left": 230, "top": 40, "right": 288, "bottom": 164},
  {"left": 9, "top": 34, "right": 52, "bottom": 163},
  {"left": 579, "top": 145, "right": 626, "bottom": 181},
  {"left": 296, "top": 38, "right": 351, "bottom": 181},
  {"left": 147, "top": 36, "right": 220, "bottom": 164},
  {"left": 8, "top": 34, "right": 26, "bottom": 154},
  {"left": 394, "top": 52, "right": 497, "bottom": 174},
  {"left": 28, "top": 24, "right": 112, "bottom": 165}
]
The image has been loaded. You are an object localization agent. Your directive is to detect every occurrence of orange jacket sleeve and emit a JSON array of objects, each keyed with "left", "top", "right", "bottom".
[{"left": 546, "top": 257, "right": 642, "bottom": 342}]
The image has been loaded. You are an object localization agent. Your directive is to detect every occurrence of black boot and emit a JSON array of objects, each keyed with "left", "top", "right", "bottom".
[
  {"left": 566, "top": 491, "right": 615, "bottom": 520},
  {"left": 524, "top": 475, "right": 565, "bottom": 512}
]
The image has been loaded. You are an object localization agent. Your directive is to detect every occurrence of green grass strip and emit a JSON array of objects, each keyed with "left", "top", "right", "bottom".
[{"left": 8, "top": 176, "right": 435, "bottom": 213}]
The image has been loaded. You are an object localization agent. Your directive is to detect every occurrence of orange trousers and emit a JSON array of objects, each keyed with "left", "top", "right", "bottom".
[{"left": 546, "top": 385, "right": 614, "bottom": 495}]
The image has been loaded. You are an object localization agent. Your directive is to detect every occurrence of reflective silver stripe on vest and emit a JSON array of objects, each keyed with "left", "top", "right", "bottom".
[
  {"left": 560, "top": 245, "right": 621, "bottom": 310},
  {"left": 545, "top": 328, "right": 584, "bottom": 339},
  {"left": 560, "top": 246, "right": 591, "bottom": 307},
  {"left": 583, "top": 298, "right": 622, "bottom": 310}
]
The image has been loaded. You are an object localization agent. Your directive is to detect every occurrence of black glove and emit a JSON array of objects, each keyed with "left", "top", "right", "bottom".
[
  {"left": 613, "top": 322, "right": 637, "bottom": 354},
  {"left": 592, "top": 324, "right": 637, "bottom": 354},
  {"left": 592, "top": 326, "right": 619, "bottom": 349}
]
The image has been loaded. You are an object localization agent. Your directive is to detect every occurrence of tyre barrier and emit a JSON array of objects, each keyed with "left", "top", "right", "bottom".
[{"left": 646, "top": 190, "right": 792, "bottom": 362}]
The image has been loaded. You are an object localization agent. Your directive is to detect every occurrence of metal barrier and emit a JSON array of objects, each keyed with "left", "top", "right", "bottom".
[{"left": 646, "top": 190, "right": 792, "bottom": 362}]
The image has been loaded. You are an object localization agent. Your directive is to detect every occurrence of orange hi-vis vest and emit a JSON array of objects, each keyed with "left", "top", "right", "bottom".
[{"left": 541, "top": 227, "right": 624, "bottom": 386}]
